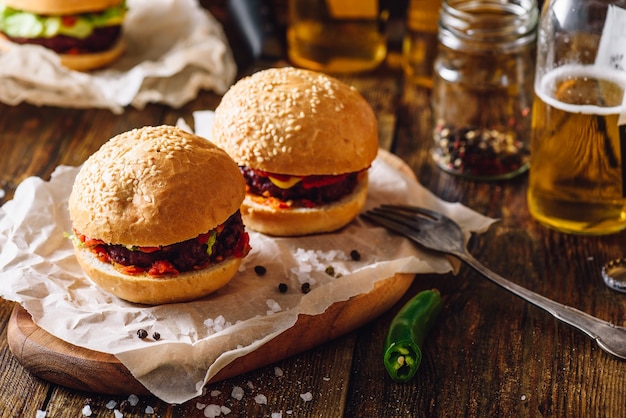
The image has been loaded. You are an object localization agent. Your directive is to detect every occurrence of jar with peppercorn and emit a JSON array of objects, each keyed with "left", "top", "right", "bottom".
[{"left": 431, "top": 0, "right": 538, "bottom": 180}]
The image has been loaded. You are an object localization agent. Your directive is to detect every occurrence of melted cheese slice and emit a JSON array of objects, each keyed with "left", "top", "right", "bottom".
[{"left": 268, "top": 175, "right": 302, "bottom": 189}]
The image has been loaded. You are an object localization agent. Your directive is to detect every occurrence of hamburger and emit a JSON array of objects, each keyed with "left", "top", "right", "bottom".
[
  {"left": 211, "top": 67, "right": 379, "bottom": 236},
  {"left": 68, "top": 125, "right": 251, "bottom": 305},
  {"left": 0, "top": 0, "right": 127, "bottom": 71}
]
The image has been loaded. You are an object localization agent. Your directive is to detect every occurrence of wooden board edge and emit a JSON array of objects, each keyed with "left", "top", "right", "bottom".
[{"left": 7, "top": 273, "right": 415, "bottom": 395}]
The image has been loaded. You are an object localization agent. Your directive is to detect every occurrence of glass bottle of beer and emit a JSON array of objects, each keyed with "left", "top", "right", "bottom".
[
  {"left": 431, "top": 0, "right": 539, "bottom": 180},
  {"left": 287, "top": 0, "right": 389, "bottom": 74},
  {"left": 528, "top": 0, "right": 626, "bottom": 234},
  {"left": 402, "top": 0, "right": 442, "bottom": 88}
]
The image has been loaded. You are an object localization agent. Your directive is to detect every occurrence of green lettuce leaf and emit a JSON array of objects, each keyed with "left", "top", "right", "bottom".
[{"left": 0, "top": 1, "right": 126, "bottom": 39}]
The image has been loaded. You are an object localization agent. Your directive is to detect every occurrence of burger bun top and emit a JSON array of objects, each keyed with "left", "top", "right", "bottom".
[
  {"left": 211, "top": 67, "right": 378, "bottom": 176},
  {"left": 3, "top": 0, "right": 123, "bottom": 15},
  {"left": 69, "top": 125, "right": 245, "bottom": 247}
]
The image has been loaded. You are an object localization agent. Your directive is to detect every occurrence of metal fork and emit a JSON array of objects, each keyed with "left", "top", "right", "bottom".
[{"left": 362, "top": 204, "right": 626, "bottom": 360}]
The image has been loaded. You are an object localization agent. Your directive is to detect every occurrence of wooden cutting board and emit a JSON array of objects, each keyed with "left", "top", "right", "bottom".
[
  {"left": 7, "top": 272, "right": 414, "bottom": 395},
  {"left": 7, "top": 150, "right": 418, "bottom": 395}
]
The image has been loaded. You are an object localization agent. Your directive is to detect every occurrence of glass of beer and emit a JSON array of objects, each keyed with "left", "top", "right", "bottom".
[
  {"left": 528, "top": 0, "right": 626, "bottom": 234},
  {"left": 287, "top": 0, "right": 388, "bottom": 74}
]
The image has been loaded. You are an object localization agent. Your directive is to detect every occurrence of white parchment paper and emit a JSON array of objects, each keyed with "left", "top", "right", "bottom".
[
  {"left": 0, "top": 0, "right": 237, "bottom": 114},
  {"left": 0, "top": 150, "right": 495, "bottom": 404}
]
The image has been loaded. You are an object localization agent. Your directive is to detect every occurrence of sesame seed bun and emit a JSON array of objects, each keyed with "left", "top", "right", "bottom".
[
  {"left": 70, "top": 125, "right": 245, "bottom": 247},
  {"left": 211, "top": 67, "right": 379, "bottom": 236},
  {"left": 3, "top": 0, "right": 122, "bottom": 15},
  {"left": 211, "top": 67, "right": 378, "bottom": 176},
  {"left": 68, "top": 126, "right": 248, "bottom": 304}
]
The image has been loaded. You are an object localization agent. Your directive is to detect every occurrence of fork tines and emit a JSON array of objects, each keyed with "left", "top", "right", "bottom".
[
  {"left": 360, "top": 210, "right": 413, "bottom": 238},
  {"left": 378, "top": 204, "right": 442, "bottom": 220},
  {"left": 361, "top": 205, "right": 426, "bottom": 235}
]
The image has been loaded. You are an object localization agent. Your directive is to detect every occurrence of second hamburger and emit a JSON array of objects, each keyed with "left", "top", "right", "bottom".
[
  {"left": 0, "top": 0, "right": 127, "bottom": 71},
  {"left": 211, "top": 67, "right": 379, "bottom": 236}
]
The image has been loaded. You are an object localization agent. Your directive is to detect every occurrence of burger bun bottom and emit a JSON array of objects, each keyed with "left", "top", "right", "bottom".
[
  {"left": 242, "top": 176, "right": 369, "bottom": 236},
  {"left": 0, "top": 35, "right": 125, "bottom": 71},
  {"left": 59, "top": 38, "right": 126, "bottom": 71},
  {"left": 73, "top": 245, "right": 242, "bottom": 305}
]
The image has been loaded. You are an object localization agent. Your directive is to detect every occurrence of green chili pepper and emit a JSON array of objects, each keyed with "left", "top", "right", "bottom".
[{"left": 383, "top": 288, "right": 443, "bottom": 382}]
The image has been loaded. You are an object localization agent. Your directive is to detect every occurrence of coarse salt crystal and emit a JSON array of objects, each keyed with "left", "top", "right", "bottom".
[
  {"left": 231, "top": 386, "right": 244, "bottom": 400},
  {"left": 266, "top": 299, "right": 282, "bottom": 313},
  {"left": 221, "top": 405, "right": 232, "bottom": 414},
  {"left": 106, "top": 400, "right": 117, "bottom": 409},
  {"left": 204, "top": 404, "right": 222, "bottom": 417},
  {"left": 81, "top": 405, "right": 92, "bottom": 417},
  {"left": 196, "top": 402, "right": 207, "bottom": 410},
  {"left": 297, "top": 264, "right": 312, "bottom": 272},
  {"left": 114, "top": 410, "right": 123, "bottom": 418},
  {"left": 271, "top": 413, "right": 283, "bottom": 418},
  {"left": 274, "top": 366, "right": 284, "bottom": 377},
  {"left": 128, "top": 394, "right": 139, "bottom": 406},
  {"left": 300, "top": 392, "right": 313, "bottom": 402},
  {"left": 254, "top": 394, "right": 268, "bottom": 405},
  {"left": 36, "top": 411, "right": 47, "bottom": 418},
  {"left": 247, "top": 380, "right": 255, "bottom": 389},
  {"left": 210, "top": 390, "right": 222, "bottom": 397},
  {"left": 145, "top": 405, "right": 155, "bottom": 415}
]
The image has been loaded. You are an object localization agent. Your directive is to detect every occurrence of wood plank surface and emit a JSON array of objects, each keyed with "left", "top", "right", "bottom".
[{"left": 1, "top": 3, "right": 626, "bottom": 417}]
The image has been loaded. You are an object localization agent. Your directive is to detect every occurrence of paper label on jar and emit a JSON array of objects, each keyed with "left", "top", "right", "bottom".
[{"left": 327, "top": 0, "right": 378, "bottom": 19}]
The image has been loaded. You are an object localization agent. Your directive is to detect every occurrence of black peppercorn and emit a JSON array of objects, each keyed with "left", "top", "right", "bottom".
[
  {"left": 325, "top": 266, "right": 335, "bottom": 276},
  {"left": 254, "top": 265, "right": 267, "bottom": 276},
  {"left": 137, "top": 329, "right": 148, "bottom": 339},
  {"left": 301, "top": 282, "right": 311, "bottom": 294},
  {"left": 350, "top": 250, "right": 361, "bottom": 261},
  {"left": 278, "top": 283, "right": 288, "bottom": 293},
  {"left": 432, "top": 122, "right": 527, "bottom": 178},
  {"left": 119, "top": 400, "right": 130, "bottom": 412},
  {"left": 153, "top": 332, "right": 161, "bottom": 341}
]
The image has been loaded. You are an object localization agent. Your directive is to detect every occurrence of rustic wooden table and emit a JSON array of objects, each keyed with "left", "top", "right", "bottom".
[{"left": 1, "top": 3, "right": 626, "bottom": 417}]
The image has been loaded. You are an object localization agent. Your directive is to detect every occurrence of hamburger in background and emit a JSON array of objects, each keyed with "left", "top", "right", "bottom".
[
  {"left": 0, "top": 0, "right": 127, "bottom": 71},
  {"left": 68, "top": 125, "right": 251, "bottom": 305},
  {"left": 211, "top": 67, "right": 379, "bottom": 236}
]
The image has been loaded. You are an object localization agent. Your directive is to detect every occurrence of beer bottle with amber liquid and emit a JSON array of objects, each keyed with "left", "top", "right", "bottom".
[
  {"left": 287, "top": 0, "right": 389, "bottom": 73},
  {"left": 528, "top": 0, "right": 626, "bottom": 234}
]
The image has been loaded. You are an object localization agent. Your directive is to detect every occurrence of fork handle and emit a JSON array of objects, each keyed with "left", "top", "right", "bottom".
[{"left": 456, "top": 251, "right": 620, "bottom": 347}]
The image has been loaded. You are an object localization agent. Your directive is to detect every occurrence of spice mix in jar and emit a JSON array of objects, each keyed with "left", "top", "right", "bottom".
[{"left": 431, "top": 0, "right": 538, "bottom": 180}]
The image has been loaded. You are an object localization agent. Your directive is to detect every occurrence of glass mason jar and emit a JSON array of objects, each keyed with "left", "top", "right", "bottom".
[
  {"left": 431, "top": 0, "right": 538, "bottom": 180},
  {"left": 528, "top": 0, "right": 626, "bottom": 234}
]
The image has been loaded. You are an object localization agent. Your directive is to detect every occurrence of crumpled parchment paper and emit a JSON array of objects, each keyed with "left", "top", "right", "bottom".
[
  {"left": 0, "top": 0, "right": 236, "bottom": 114},
  {"left": 0, "top": 148, "right": 495, "bottom": 404}
]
